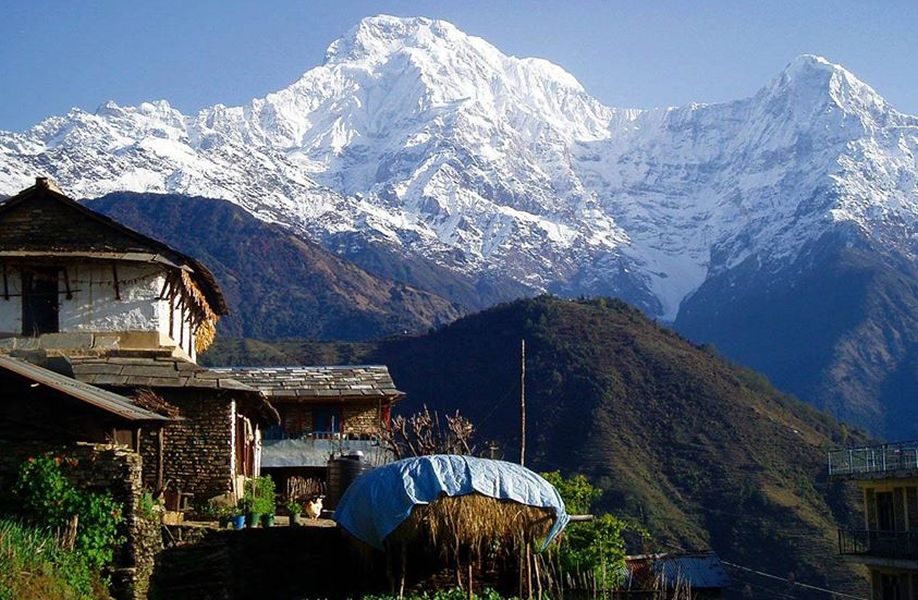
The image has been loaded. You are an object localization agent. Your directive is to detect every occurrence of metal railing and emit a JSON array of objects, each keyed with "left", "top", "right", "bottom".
[
  {"left": 839, "top": 528, "right": 918, "bottom": 561},
  {"left": 828, "top": 441, "right": 918, "bottom": 476}
]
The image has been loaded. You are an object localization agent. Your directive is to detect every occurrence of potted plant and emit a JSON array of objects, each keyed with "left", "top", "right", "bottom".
[
  {"left": 230, "top": 511, "right": 246, "bottom": 530},
  {"left": 243, "top": 475, "right": 276, "bottom": 528},
  {"left": 284, "top": 499, "right": 302, "bottom": 527},
  {"left": 196, "top": 498, "right": 229, "bottom": 527},
  {"left": 255, "top": 476, "right": 276, "bottom": 527},
  {"left": 239, "top": 491, "right": 259, "bottom": 529},
  {"left": 256, "top": 493, "right": 275, "bottom": 527}
]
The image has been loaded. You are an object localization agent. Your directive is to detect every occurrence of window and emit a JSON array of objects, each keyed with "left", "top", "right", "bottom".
[
  {"left": 21, "top": 267, "right": 60, "bottom": 336},
  {"left": 877, "top": 491, "right": 895, "bottom": 532},
  {"left": 312, "top": 406, "right": 342, "bottom": 434}
]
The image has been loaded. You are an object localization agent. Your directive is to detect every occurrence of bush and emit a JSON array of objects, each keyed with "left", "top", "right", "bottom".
[
  {"left": 12, "top": 454, "right": 124, "bottom": 572},
  {"left": 138, "top": 491, "right": 160, "bottom": 521},
  {"left": 541, "top": 471, "right": 601, "bottom": 515},
  {"left": 242, "top": 475, "right": 276, "bottom": 515},
  {"left": 541, "top": 471, "right": 630, "bottom": 588},
  {"left": 0, "top": 518, "right": 100, "bottom": 600}
]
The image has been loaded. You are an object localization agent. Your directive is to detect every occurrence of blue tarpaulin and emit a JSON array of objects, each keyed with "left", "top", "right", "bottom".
[{"left": 334, "top": 455, "right": 570, "bottom": 550}]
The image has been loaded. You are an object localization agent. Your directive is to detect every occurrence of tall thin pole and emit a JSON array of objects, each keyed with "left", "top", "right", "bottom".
[{"left": 520, "top": 338, "right": 526, "bottom": 466}]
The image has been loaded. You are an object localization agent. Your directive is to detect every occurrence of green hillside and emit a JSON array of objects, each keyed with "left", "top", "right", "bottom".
[{"left": 204, "top": 296, "right": 868, "bottom": 596}]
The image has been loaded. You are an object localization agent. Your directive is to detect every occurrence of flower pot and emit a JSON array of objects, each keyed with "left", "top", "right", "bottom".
[
  {"left": 246, "top": 512, "right": 262, "bottom": 528},
  {"left": 262, "top": 514, "right": 275, "bottom": 528},
  {"left": 231, "top": 515, "right": 246, "bottom": 530},
  {"left": 218, "top": 516, "right": 230, "bottom": 528},
  {"left": 289, "top": 513, "right": 301, "bottom": 527}
]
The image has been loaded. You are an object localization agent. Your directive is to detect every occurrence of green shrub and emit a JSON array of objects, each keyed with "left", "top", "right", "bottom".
[
  {"left": 0, "top": 518, "right": 99, "bottom": 600},
  {"left": 242, "top": 475, "right": 276, "bottom": 515},
  {"left": 12, "top": 454, "right": 124, "bottom": 572},
  {"left": 541, "top": 471, "right": 630, "bottom": 588},
  {"left": 196, "top": 498, "right": 232, "bottom": 521},
  {"left": 541, "top": 471, "right": 601, "bottom": 515},
  {"left": 138, "top": 491, "right": 160, "bottom": 521}
]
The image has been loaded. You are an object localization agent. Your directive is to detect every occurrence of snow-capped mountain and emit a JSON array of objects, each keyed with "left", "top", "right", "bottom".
[{"left": 0, "top": 15, "right": 915, "bottom": 322}]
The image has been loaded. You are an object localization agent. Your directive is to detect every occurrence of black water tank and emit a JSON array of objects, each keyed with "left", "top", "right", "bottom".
[{"left": 326, "top": 452, "right": 370, "bottom": 510}]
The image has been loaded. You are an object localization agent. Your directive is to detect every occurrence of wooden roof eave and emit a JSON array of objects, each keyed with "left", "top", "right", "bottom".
[{"left": 232, "top": 390, "right": 281, "bottom": 427}]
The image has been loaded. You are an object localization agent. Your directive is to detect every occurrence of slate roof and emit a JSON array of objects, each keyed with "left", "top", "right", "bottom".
[
  {"left": 0, "top": 355, "right": 169, "bottom": 422},
  {"left": 68, "top": 355, "right": 259, "bottom": 392},
  {"left": 212, "top": 366, "right": 405, "bottom": 401}
]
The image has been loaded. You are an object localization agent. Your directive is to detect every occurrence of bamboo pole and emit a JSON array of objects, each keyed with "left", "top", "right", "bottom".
[{"left": 520, "top": 339, "right": 526, "bottom": 466}]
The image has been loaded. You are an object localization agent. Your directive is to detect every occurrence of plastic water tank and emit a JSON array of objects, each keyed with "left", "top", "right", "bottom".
[{"left": 326, "top": 452, "right": 370, "bottom": 510}]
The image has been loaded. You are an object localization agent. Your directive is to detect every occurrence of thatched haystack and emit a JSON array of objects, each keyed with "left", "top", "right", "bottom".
[{"left": 388, "top": 493, "right": 556, "bottom": 557}]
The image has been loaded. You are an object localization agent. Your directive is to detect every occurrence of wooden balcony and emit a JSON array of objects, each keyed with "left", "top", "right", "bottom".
[{"left": 828, "top": 441, "right": 918, "bottom": 479}]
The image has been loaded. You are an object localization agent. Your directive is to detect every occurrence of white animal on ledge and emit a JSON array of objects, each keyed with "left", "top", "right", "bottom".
[{"left": 304, "top": 495, "right": 324, "bottom": 520}]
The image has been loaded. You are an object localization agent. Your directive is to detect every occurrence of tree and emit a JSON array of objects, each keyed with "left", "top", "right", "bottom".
[{"left": 542, "top": 471, "right": 634, "bottom": 589}]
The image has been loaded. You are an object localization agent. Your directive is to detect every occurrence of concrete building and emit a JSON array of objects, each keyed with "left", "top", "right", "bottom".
[{"left": 830, "top": 440, "right": 918, "bottom": 599}]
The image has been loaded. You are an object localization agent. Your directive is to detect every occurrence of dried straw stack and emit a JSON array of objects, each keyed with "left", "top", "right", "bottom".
[{"left": 388, "top": 493, "right": 556, "bottom": 557}]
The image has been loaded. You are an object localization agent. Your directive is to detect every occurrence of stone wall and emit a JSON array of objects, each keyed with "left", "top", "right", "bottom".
[
  {"left": 0, "top": 440, "right": 162, "bottom": 600},
  {"left": 344, "top": 402, "right": 382, "bottom": 437},
  {"left": 139, "top": 390, "right": 235, "bottom": 502}
]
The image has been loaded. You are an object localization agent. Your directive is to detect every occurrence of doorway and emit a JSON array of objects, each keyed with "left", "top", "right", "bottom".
[{"left": 21, "top": 267, "right": 60, "bottom": 336}]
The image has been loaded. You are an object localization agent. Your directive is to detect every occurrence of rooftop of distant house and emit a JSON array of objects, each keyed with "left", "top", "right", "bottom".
[{"left": 211, "top": 365, "right": 405, "bottom": 401}]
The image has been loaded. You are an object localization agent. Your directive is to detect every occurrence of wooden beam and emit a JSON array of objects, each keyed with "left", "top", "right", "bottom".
[
  {"left": 157, "top": 428, "right": 165, "bottom": 491},
  {"left": 112, "top": 263, "right": 121, "bottom": 300},
  {"left": 62, "top": 267, "right": 72, "bottom": 300}
]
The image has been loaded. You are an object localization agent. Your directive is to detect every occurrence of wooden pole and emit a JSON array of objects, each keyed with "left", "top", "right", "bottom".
[
  {"left": 526, "top": 542, "right": 533, "bottom": 600},
  {"left": 534, "top": 551, "right": 543, "bottom": 600},
  {"left": 399, "top": 543, "right": 406, "bottom": 599},
  {"left": 520, "top": 338, "right": 526, "bottom": 466}
]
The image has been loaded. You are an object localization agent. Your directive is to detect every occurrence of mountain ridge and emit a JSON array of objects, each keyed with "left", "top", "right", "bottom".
[
  {"left": 2, "top": 16, "right": 913, "bottom": 320},
  {"left": 0, "top": 15, "right": 915, "bottom": 437},
  {"left": 85, "top": 192, "right": 463, "bottom": 340}
]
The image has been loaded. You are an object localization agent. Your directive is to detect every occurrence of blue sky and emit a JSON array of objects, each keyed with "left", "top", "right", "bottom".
[{"left": 2, "top": 1, "right": 917, "bottom": 131}]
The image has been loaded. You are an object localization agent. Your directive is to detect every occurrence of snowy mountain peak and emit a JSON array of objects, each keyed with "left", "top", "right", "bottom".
[
  {"left": 767, "top": 54, "right": 891, "bottom": 121},
  {"left": 0, "top": 18, "right": 915, "bottom": 322},
  {"left": 321, "top": 14, "right": 588, "bottom": 94},
  {"left": 325, "top": 15, "right": 463, "bottom": 64}
]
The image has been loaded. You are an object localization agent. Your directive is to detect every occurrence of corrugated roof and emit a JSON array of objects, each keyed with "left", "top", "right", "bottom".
[
  {"left": 0, "top": 355, "right": 169, "bottom": 422},
  {"left": 626, "top": 552, "right": 729, "bottom": 590},
  {"left": 211, "top": 366, "right": 404, "bottom": 401}
]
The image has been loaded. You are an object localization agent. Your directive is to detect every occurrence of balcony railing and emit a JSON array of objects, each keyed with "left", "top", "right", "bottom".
[
  {"left": 828, "top": 441, "right": 918, "bottom": 477},
  {"left": 839, "top": 528, "right": 918, "bottom": 561}
]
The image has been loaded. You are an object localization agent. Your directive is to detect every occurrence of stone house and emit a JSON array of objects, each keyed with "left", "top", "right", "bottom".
[
  {"left": 0, "top": 177, "right": 278, "bottom": 504},
  {"left": 0, "top": 355, "right": 169, "bottom": 600},
  {"left": 214, "top": 366, "right": 403, "bottom": 486}
]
